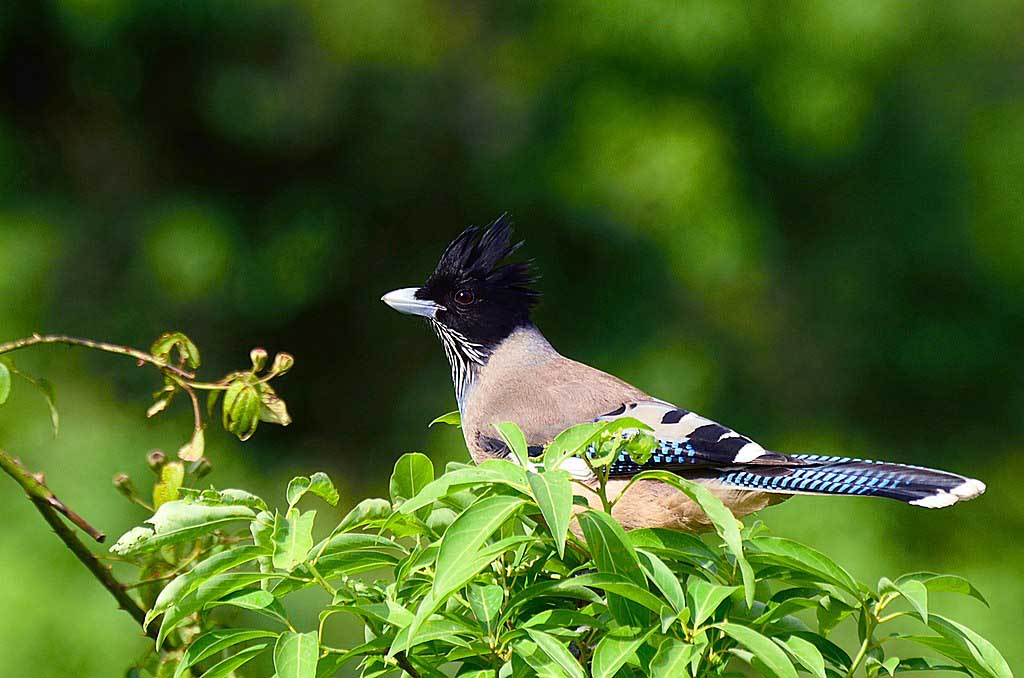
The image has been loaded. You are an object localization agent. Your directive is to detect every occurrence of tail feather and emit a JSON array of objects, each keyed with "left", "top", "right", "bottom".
[{"left": 713, "top": 453, "right": 986, "bottom": 508}]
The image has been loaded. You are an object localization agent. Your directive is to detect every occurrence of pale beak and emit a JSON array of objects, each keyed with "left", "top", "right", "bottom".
[{"left": 381, "top": 287, "right": 445, "bottom": 319}]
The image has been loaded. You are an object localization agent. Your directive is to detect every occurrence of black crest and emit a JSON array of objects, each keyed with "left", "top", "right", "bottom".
[
  {"left": 430, "top": 214, "right": 538, "bottom": 297},
  {"left": 417, "top": 214, "right": 539, "bottom": 347}
]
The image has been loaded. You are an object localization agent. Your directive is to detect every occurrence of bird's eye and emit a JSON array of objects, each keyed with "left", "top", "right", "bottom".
[{"left": 454, "top": 289, "right": 475, "bottom": 305}]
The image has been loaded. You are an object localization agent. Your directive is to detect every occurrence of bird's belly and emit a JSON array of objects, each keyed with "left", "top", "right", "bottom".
[{"left": 575, "top": 478, "right": 784, "bottom": 533}]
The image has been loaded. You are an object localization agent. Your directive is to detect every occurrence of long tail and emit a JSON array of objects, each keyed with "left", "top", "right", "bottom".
[{"left": 713, "top": 454, "right": 986, "bottom": 508}]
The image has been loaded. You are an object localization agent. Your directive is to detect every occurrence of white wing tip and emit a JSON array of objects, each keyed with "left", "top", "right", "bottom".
[
  {"left": 732, "top": 441, "right": 767, "bottom": 463},
  {"left": 952, "top": 477, "right": 986, "bottom": 500},
  {"left": 909, "top": 478, "right": 987, "bottom": 508}
]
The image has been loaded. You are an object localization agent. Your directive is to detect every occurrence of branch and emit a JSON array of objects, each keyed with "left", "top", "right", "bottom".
[
  {"left": 0, "top": 451, "right": 106, "bottom": 542},
  {"left": 0, "top": 448, "right": 157, "bottom": 640},
  {"left": 0, "top": 333, "right": 195, "bottom": 380},
  {"left": 395, "top": 651, "right": 422, "bottom": 678}
]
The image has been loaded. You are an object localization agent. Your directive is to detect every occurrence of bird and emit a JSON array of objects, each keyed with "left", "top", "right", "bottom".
[{"left": 381, "top": 215, "right": 986, "bottom": 531}]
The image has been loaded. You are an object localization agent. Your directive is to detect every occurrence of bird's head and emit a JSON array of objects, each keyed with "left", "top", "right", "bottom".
[{"left": 381, "top": 214, "right": 539, "bottom": 351}]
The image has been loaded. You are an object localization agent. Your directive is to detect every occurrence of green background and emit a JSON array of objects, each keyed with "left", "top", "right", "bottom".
[{"left": 0, "top": 1, "right": 1021, "bottom": 674}]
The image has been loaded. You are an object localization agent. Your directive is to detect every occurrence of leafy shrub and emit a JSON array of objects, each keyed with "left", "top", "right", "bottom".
[
  {"left": 116, "top": 423, "right": 1009, "bottom": 678},
  {"left": 0, "top": 333, "right": 1011, "bottom": 677}
]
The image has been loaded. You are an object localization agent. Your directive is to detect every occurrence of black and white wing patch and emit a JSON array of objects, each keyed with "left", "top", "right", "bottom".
[{"left": 594, "top": 400, "right": 786, "bottom": 475}]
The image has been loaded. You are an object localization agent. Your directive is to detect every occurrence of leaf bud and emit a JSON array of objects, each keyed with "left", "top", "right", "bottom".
[
  {"left": 271, "top": 352, "right": 294, "bottom": 376},
  {"left": 146, "top": 449, "right": 168, "bottom": 473},
  {"left": 113, "top": 473, "right": 137, "bottom": 498},
  {"left": 250, "top": 347, "right": 268, "bottom": 372}
]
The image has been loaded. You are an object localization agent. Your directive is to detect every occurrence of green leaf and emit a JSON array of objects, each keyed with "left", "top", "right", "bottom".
[
  {"left": 885, "top": 577, "right": 928, "bottom": 624},
  {"left": 0, "top": 361, "right": 10, "bottom": 405},
  {"left": 272, "top": 509, "right": 316, "bottom": 571},
  {"left": 894, "top": 657, "right": 970, "bottom": 674},
  {"left": 788, "top": 631, "right": 851, "bottom": 671},
  {"left": 901, "top": 634, "right": 991, "bottom": 676},
  {"left": 274, "top": 631, "right": 319, "bottom": 678},
  {"left": 396, "top": 460, "right": 531, "bottom": 515},
  {"left": 150, "top": 331, "right": 201, "bottom": 369},
  {"left": 628, "top": 528, "right": 722, "bottom": 566},
  {"left": 928, "top": 614, "right": 1012, "bottom": 678},
  {"left": 716, "top": 623, "right": 798, "bottom": 678},
  {"left": 153, "top": 461, "right": 185, "bottom": 509},
  {"left": 198, "top": 643, "right": 269, "bottom": 678},
  {"left": 434, "top": 495, "right": 526, "bottom": 597},
  {"left": 522, "top": 609, "right": 606, "bottom": 633},
  {"left": 503, "top": 575, "right": 664, "bottom": 629},
  {"left": 390, "top": 452, "right": 435, "bottom": 505},
  {"left": 866, "top": 656, "right": 901, "bottom": 676},
  {"left": 468, "top": 584, "right": 503, "bottom": 635},
  {"left": 257, "top": 382, "right": 292, "bottom": 426},
  {"left": 620, "top": 470, "right": 754, "bottom": 606},
  {"left": 206, "top": 588, "right": 290, "bottom": 626},
  {"left": 157, "top": 572, "right": 284, "bottom": 648},
  {"left": 177, "top": 426, "right": 205, "bottom": 462},
  {"left": 307, "top": 472, "right": 339, "bottom": 506},
  {"left": 147, "top": 386, "right": 175, "bottom": 418},
  {"left": 542, "top": 422, "right": 604, "bottom": 472},
  {"left": 591, "top": 626, "right": 655, "bottom": 678},
  {"left": 779, "top": 635, "right": 826, "bottom": 678},
  {"left": 207, "top": 388, "right": 222, "bottom": 418},
  {"left": 749, "top": 536, "right": 861, "bottom": 597},
  {"left": 321, "top": 600, "right": 415, "bottom": 628},
  {"left": 174, "top": 629, "right": 278, "bottom": 678},
  {"left": 636, "top": 549, "right": 687, "bottom": 614},
  {"left": 895, "top": 572, "right": 988, "bottom": 607},
  {"left": 650, "top": 637, "right": 693, "bottom": 677},
  {"left": 390, "top": 618, "right": 474, "bottom": 654},
  {"left": 401, "top": 497, "right": 527, "bottom": 654},
  {"left": 525, "top": 629, "right": 587, "bottom": 678},
  {"left": 688, "top": 579, "right": 738, "bottom": 627},
  {"left": 429, "top": 410, "right": 461, "bottom": 427},
  {"left": 110, "top": 501, "right": 255, "bottom": 556},
  {"left": 494, "top": 421, "right": 530, "bottom": 467},
  {"left": 578, "top": 509, "right": 650, "bottom": 626},
  {"left": 149, "top": 544, "right": 266, "bottom": 626},
  {"left": 34, "top": 377, "right": 59, "bottom": 436},
  {"left": 514, "top": 639, "right": 570, "bottom": 678},
  {"left": 287, "top": 476, "right": 312, "bottom": 506},
  {"left": 528, "top": 470, "right": 573, "bottom": 558},
  {"left": 333, "top": 497, "right": 392, "bottom": 534},
  {"left": 222, "top": 379, "right": 260, "bottom": 441}
]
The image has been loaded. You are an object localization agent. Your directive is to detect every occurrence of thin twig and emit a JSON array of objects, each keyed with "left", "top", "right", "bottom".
[
  {"left": 0, "top": 452, "right": 106, "bottom": 542},
  {"left": 0, "top": 448, "right": 156, "bottom": 640},
  {"left": 0, "top": 333, "right": 196, "bottom": 380}
]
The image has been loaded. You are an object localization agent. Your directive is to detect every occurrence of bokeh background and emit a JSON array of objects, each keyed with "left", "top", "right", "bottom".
[{"left": 1, "top": 1, "right": 1022, "bottom": 675}]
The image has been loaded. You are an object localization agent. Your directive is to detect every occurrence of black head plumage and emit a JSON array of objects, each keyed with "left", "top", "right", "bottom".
[{"left": 416, "top": 214, "right": 539, "bottom": 347}]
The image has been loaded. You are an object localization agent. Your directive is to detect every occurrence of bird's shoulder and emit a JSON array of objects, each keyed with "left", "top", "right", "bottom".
[{"left": 463, "top": 345, "right": 646, "bottom": 450}]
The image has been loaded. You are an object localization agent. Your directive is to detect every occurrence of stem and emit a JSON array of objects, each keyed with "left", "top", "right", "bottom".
[
  {"left": 846, "top": 604, "right": 878, "bottom": 678},
  {"left": 394, "top": 652, "right": 422, "bottom": 678},
  {"left": 0, "top": 334, "right": 196, "bottom": 380},
  {"left": 307, "top": 563, "right": 337, "bottom": 597},
  {"left": 580, "top": 455, "right": 613, "bottom": 513},
  {"left": 0, "top": 448, "right": 156, "bottom": 640}
]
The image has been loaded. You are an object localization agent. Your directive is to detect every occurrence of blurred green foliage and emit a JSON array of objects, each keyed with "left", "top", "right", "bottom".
[{"left": 0, "top": 0, "right": 1021, "bottom": 674}]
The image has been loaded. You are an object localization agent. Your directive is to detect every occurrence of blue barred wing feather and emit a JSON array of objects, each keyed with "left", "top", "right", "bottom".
[{"left": 591, "top": 400, "right": 986, "bottom": 508}]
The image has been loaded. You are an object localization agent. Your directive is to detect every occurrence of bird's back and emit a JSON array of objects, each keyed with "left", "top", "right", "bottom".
[{"left": 461, "top": 325, "right": 647, "bottom": 461}]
